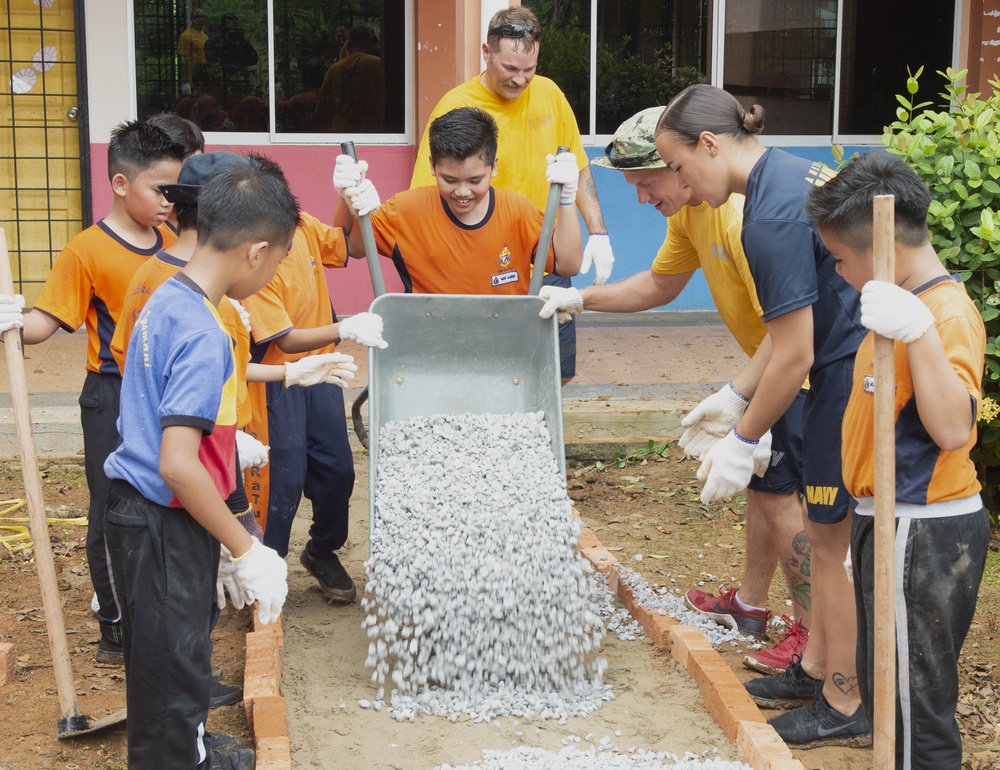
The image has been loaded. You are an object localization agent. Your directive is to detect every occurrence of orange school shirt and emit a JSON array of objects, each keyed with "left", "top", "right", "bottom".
[
  {"left": 370, "top": 187, "right": 555, "bottom": 295},
  {"left": 33, "top": 221, "right": 177, "bottom": 374}
]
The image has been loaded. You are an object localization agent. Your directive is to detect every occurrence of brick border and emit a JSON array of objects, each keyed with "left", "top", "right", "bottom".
[{"left": 244, "top": 524, "right": 803, "bottom": 770}]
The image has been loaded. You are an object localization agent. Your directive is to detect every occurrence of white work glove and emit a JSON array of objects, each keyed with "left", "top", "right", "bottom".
[
  {"left": 339, "top": 311, "right": 388, "bottom": 349},
  {"left": 235, "top": 430, "right": 269, "bottom": 471},
  {"left": 538, "top": 285, "right": 584, "bottom": 324},
  {"left": 0, "top": 293, "right": 25, "bottom": 333},
  {"left": 844, "top": 546, "right": 854, "bottom": 585},
  {"left": 697, "top": 429, "right": 759, "bottom": 504},
  {"left": 678, "top": 383, "right": 750, "bottom": 460},
  {"left": 860, "top": 280, "right": 934, "bottom": 343},
  {"left": 344, "top": 178, "right": 381, "bottom": 218},
  {"left": 230, "top": 536, "right": 288, "bottom": 625},
  {"left": 228, "top": 298, "right": 252, "bottom": 336},
  {"left": 545, "top": 151, "right": 579, "bottom": 205},
  {"left": 582, "top": 234, "right": 615, "bottom": 286},
  {"left": 333, "top": 155, "right": 368, "bottom": 199},
  {"left": 752, "top": 430, "right": 773, "bottom": 477},
  {"left": 217, "top": 544, "right": 250, "bottom": 610},
  {"left": 181, "top": 82, "right": 192, "bottom": 96},
  {"left": 284, "top": 352, "right": 358, "bottom": 388}
]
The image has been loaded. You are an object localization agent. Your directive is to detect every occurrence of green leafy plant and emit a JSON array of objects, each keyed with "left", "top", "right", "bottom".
[{"left": 881, "top": 66, "right": 1000, "bottom": 509}]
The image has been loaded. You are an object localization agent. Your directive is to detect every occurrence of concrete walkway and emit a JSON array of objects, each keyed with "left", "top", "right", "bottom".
[{"left": 0, "top": 312, "right": 746, "bottom": 456}]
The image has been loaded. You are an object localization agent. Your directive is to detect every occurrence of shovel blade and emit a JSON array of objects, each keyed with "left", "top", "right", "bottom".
[{"left": 57, "top": 707, "right": 127, "bottom": 739}]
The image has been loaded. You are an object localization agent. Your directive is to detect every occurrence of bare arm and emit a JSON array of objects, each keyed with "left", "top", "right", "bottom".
[
  {"left": 575, "top": 166, "right": 607, "bottom": 236},
  {"left": 21, "top": 310, "right": 62, "bottom": 345},
  {"left": 908, "top": 326, "right": 977, "bottom": 450},
  {"left": 580, "top": 270, "right": 694, "bottom": 313},
  {"left": 552, "top": 205, "right": 582, "bottom": 277},
  {"left": 334, "top": 198, "right": 366, "bottom": 259},
  {"left": 160, "top": 425, "right": 254, "bottom": 557},
  {"left": 272, "top": 325, "right": 339, "bottom": 355},
  {"left": 733, "top": 307, "right": 813, "bottom": 440}
]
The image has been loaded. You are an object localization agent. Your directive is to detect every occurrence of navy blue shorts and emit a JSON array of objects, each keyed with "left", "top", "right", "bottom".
[
  {"left": 800, "top": 357, "right": 854, "bottom": 524},
  {"left": 544, "top": 273, "right": 576, "bottom": 379},
  {"left": 748, "top": 388, "right": 805, "bottom": 496}
]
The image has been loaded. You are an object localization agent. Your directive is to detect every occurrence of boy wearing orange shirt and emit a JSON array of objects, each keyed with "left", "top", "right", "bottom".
[
  {"left": 0, "top": 121, "right": 186, "bottom": 663},
  {"left": 805, "top": 151, "right": 989, "bottom": 767}
]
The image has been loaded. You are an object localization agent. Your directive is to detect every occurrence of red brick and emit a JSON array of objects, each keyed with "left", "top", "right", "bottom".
[
  {"left": 0, "top": 642, "right": 15, "bottom": 687},
  {"left": 244, "top": 629, "right": 283, "bottom": 722},
  {"left": 668, "top": 624, "right": 713, "bottom": 667},
  {"left": 737, "top": 720, "right": 803, "bottom": 770},
  {"left": 250, "top": 696, "right": 289, "bottom": 739},
  {"left": 580, "top": 546, "right": 619, "bottom": 573},
  {"left": 255, "top": 736, "right": 292, "bottom": 770}
]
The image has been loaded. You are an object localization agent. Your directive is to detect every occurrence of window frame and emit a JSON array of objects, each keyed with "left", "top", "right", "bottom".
[{"left": 126, "top": 0, "right": 414, "bottom": 145}]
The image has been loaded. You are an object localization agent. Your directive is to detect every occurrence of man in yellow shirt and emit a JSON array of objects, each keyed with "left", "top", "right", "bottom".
[
  {"left": 409, "top": 6, "right": 613, "bottom": 384},
  {"left": 540, "top": 108, "right": 812, "bottom": 676}
]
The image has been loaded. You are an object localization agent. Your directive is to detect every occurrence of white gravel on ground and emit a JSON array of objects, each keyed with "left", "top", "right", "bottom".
[{"left": 431, "top": 741, "right": 753, "bottom": 769}]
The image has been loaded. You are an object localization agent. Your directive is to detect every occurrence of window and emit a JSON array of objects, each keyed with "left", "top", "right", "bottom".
[
  {"left": 526, "top": 0, "right": 710, "bottom": 136},
  {"left": 525, "top": 0, "right": 954, "bottom": 140},
  {"left": 133, "top": 1, "right": 406, "bottom": 136}
]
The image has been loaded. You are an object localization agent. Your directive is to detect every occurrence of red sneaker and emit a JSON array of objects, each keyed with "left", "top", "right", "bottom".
[
  {"left": 743, "top": 616, "right": 809, "bottom": 675},
  {"left": 684, "top": 586, "right": 769, "bottom": 639}
]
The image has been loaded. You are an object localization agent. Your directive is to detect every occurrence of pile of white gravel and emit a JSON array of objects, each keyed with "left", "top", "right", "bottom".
[
  {"left": 432, "top": 742, "right": 752, "bottom": 770},
  {"left": 364, "top": 411, "right": 612, "bottom": 723}
]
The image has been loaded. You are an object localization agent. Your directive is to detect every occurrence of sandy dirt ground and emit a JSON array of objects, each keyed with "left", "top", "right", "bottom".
[{"left": 281, "top": 460, "right": 740, "bottom": 769}]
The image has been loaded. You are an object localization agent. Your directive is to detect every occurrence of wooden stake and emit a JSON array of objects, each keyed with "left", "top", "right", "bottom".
[
  {"left": 0, "top": 230, "right": 126, "bottom": 736},
  {"left": 872, "top": 195, "right": 897, "bottom": 768}
]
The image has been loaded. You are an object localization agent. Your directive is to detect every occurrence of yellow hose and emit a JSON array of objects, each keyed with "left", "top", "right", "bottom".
[{"left": 0, "top": 499, "right": 87, "bottom": 553}]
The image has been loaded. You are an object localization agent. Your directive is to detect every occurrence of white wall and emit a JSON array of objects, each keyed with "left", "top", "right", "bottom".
[{"left": 84, "top": 0, "right": 133, "bottom": 141}]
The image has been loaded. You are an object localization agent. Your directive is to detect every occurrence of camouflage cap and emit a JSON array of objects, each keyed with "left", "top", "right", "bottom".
[{"left": 591, "top": 107, "right": 666, "bottom": 170}]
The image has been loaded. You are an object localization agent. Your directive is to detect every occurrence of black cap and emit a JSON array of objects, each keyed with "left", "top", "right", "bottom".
[{"left": 159, "top": 151, "right": 251, "bottom": 204}]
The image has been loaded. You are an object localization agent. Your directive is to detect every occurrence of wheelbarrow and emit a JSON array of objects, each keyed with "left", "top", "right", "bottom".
[{"left": 339, "top": 144, "right": 569, "bottom": 542}]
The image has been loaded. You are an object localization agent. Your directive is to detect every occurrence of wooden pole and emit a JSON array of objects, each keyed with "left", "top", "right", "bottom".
[
  {"left": 872, "top": 195, "right": 897, "bottom": 768},
  {"left": 0, "top": 229, "right": 80, "bottom": 722}
]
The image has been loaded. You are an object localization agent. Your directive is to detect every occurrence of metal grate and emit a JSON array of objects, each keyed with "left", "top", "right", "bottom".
[{"left": 0, "top": 0, "right": 86, "bottom": 304}]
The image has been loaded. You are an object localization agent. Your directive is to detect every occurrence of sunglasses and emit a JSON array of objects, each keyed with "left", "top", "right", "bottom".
[
  {"left": 490, "top": 23, "right": 536, "bottom": 39},
  {"left": 603, "top": 141, "right": 660, "bottom": 169}
]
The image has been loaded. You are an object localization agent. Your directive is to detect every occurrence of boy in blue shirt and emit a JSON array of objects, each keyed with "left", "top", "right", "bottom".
[{"left": 104, "top": 159, "right": 298, "bottom": 770}]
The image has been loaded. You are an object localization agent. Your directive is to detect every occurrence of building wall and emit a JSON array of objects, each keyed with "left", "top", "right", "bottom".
[{"left": 80, "top": 1, "right": 965, "bottom": 316}]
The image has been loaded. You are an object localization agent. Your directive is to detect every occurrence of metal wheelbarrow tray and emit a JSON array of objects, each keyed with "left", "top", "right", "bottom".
[{"left": 366, "top": 293, "right": 566, "bottom": 538}]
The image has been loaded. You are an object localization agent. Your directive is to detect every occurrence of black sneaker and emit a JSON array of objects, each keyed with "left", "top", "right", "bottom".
[
  {"left": 209, "top": 680, "right": 244, "bottom": 709},
  {"left": 744, "top": 655, "right": 823, "bottom": 709},
  {"left": 300, "top": 541, "right": 356, "bottom": 603},
  {"left": 206, "top": 732, "right": 242, "bottom": 753},
  {"left": 207, "top": 747, "right": 256, "bottom": 770},
  {"left": 96, "top": 620, "right": 124, "bottom": 665},
  {"left": 768, "top": 691, "right": 872, "bottom": 749}
]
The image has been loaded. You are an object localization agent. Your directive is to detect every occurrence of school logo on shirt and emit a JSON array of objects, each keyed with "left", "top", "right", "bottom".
[
  {"left": 498, "top": 246, "right": 512, "bottom": 268},
  {"left": 863, "top": 374, "right": 875, "bottom": 394}
]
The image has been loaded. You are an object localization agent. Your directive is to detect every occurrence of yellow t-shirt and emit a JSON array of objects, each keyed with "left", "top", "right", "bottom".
[
  {"left": 409, "top": 74, "right": 586, "bottom": 210},
  {"left": 652, "top": 197, "right": 764, "bottom": 358}
]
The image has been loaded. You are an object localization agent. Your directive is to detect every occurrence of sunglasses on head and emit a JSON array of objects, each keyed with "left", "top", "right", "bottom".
[
  {"left": 490, "top": 23, "right": 535, "bottom": 38},
  {"left": 603, "top": 141, "right": 660, "bottom": 169}
]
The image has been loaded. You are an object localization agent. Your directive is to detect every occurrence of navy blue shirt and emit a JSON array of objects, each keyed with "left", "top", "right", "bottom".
[{"left": 742, "top": 148, "right": 865, "bottom": 372}]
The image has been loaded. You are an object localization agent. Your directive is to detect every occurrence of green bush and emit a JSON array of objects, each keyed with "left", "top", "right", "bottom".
[{"left": 880, "top": 66, "right": 1000, "bottom": 508}]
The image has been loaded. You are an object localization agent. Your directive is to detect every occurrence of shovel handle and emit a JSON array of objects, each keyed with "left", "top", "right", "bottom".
[
  {"left": 0, "top": 229, "right": 80, "bottom": 722},
  {"left": 528, "top": 145, "right": 570, "bottom": 296},
  {"left": 340, "top": 142, "right": 386, "bottom": 298},
  {"left": 872, "top": 195, "right": 897, "bottom": 767}
]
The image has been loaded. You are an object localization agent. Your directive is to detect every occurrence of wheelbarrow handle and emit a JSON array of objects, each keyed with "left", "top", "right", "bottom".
[
  {"left": 340, "top": 141, "right": 386, "bottom": 298},
  {"left": 528, "top": 145, "right": 570, "bottom": 296}
]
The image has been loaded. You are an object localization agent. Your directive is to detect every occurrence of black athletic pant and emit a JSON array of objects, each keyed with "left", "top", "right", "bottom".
[
  {"left": 106, "top": 480, "right": 218, "bottom": 770},
  {"left": 853, "top": 509, "right": 989, "bottom": 770},
  {"left": 79, "top": 370, "right": 123, "bottom": 623}
]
